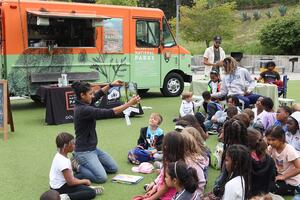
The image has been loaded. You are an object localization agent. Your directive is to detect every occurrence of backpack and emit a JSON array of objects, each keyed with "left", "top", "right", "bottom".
[{"left": 128, "top": 147, "right": 154, "bottom": 165}]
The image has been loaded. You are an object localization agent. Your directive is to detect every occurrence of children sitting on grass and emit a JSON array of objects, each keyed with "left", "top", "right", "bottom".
[
  {"left": 49, "top": 132, "right": 103, "bottom": 200},
  {"left": 286, "top": 111, "right": 300, "bottom": 152},
  {"left": 222, "top": 144, "right": 251, "bottom": 200},
  {"left": 205, "top": 95, "right": 239, "bottom": 133},
  {"left": 165, "top": 161, "right": 200, "bottom": 200},
  {"left": 135, "top": 131, "right": 185, "bottom": 200},
  {"left": 137, "top": 112, "right": 164, "bottom": 161},
  {"left": 202, "top": 91, "right": 223, "bottom": 122},
  {"left": 207, "top": 70, "right": 221, "bottom": 94},
  {"left": 266, "top": 126, "right": 300, "bottom": 195},
  {"left": 256, "top": 97, "right": 277, "bottom": 133},
  {"left": 247, "top": 128, "right": 276, "bottom": 197},
  {"left": 179, "top": 92, "right": 201, "bottom": 117},
  {"left": 274, "top": 106, "right": 292, "bottom": 132}
]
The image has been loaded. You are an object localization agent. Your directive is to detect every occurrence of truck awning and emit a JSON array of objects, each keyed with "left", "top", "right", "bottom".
[{"left": 27, "top": 10, "right": 110, "bottom": 20}]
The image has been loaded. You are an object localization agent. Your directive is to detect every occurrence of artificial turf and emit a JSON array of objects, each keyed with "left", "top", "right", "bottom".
[{"left": 0, "top": 80, "right": 299, "bottom": 200}]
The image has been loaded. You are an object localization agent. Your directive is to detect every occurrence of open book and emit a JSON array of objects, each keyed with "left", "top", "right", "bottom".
[{"left": 112, "top": 174, "right": 143, "bottom": 184}]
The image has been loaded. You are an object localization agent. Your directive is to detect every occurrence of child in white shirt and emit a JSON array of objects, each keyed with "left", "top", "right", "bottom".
[
  {"left": 49, "top": 132, "right": 103, "bottom": 200},
  {"left": 179, "top": 92, "right": 201, "bottom": 117}
]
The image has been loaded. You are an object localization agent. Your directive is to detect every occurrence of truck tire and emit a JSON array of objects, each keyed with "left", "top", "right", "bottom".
[{"left": 161, "top": 73, "right": 184, "bottom": 97}]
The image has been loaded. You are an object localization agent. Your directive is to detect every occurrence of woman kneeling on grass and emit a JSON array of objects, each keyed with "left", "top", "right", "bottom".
[
  {"left": 49, "top": 132, "right": 103, "bottom": 200},
  {"left": 71, "top": 81, "right": 140, "bottom": 183}
]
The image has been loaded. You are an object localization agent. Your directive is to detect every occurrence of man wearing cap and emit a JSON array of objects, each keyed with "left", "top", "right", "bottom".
[{"left": 203, "top": 36, "right": 226, "bottom": 77}]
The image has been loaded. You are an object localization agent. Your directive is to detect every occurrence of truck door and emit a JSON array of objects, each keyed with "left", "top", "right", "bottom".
[{"left": 133, "top": 19, "right": 161, "bottom": 88}]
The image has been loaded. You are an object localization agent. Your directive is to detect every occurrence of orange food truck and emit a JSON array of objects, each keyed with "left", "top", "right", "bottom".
[{"left": 0, "top": 0, "right": 192, "bottom": 98}]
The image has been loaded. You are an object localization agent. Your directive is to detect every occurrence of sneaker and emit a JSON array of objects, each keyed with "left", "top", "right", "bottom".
[
  {"left": 59, "top": 194, "right": 71, "bottom": 200},
  {"left": 70, "top": 156, "right": 80, "bottom": 172},
  {"left": 144, "top": 184, "right": 149, "bottom": 191},
  {"left": 90, "top": 185, "right": 104, "bottom": 195}
]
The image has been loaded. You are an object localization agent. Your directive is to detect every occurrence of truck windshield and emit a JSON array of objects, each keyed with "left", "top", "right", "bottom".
[
  {"left": 163, "top": 18, "right": 176, "bottom": 48},
  {"left": 27, "top": 14, "right": 95, "bottom": 48}
]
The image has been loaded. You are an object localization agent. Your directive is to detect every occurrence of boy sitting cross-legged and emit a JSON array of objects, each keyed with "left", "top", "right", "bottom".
[{"left": 49, "top": 132, "right": 103, "bottom": 200}]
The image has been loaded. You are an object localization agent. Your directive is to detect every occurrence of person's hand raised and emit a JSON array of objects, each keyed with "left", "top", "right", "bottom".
[
  {"left": 111, "top": 80, "right": 124, "bottom": 86},
  {"left": 128, "top": 95, "right": 141, "bottom": 106}
]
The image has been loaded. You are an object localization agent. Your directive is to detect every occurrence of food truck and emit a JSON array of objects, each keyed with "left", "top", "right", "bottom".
[{"left": 0, "top": 0, "right": 192, "bottom": 97}]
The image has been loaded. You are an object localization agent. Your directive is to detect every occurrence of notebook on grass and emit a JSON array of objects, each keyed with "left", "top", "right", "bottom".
[{"left": 112, "top": 174, "right": 143, "bottom": 184}]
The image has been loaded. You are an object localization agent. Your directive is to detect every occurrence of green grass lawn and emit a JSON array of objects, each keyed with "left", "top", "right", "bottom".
[{"left": 0, "top": 81, "right": 299, "bottom": 200}]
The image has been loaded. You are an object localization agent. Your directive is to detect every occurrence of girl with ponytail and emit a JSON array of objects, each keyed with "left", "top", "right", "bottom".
[
  {"left": 247, "top": 128, "right": 276, "bottom": 197},
  {"left": 165, "top": 160, "right": 200, "bottom": 200}
]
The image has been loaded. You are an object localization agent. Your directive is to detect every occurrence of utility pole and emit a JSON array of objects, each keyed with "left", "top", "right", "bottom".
[{"left": 176, "top": 0, "right": 180, "bottom": 43}]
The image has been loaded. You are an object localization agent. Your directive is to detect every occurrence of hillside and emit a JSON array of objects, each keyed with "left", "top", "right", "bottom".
[{"left": 182, "top": 3, "right": 300, "bottom": 55}]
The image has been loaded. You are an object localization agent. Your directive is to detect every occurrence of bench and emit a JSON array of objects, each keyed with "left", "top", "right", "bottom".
[{"left": 31, "top": 71, "right": 100, "bottom": 83}]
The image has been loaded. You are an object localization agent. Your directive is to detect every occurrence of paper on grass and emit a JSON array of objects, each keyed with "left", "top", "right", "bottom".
[{"left": 112, "top": 174, "right": 143, "bottom": 184}]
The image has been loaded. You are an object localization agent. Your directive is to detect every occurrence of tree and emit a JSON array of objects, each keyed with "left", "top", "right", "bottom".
[
  {"left": 180, "top": 0, "right": 236, "bottom": 47},
  {"left": 259, "top": 15, "right": 300, "bottom": 55},
  {"left": 138, "top": 0, "right": 195, "bottom": 20}
]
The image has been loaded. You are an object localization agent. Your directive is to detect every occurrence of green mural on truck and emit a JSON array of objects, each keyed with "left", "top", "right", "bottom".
[{"left": 8, "top": 48, "right": 73, "bottom": 96}]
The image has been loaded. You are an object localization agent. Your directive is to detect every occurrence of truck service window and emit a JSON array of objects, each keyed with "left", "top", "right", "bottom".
[
  {"left": 103, "top": 18, "right": 123, "bottom": 53},
  {"left": 27, "top": 14, "right": 95, "bottom": 48},
  {"left": 136, "top": 20, "right": 160, "bottom": 48}
]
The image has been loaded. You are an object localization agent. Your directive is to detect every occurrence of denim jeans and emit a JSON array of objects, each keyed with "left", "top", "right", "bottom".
[
  {"left": 74, "top": 148, "right": 118, "bottom": 183},
  {"left": 236, "top": 93, "right": 261, "bottom": 108}
]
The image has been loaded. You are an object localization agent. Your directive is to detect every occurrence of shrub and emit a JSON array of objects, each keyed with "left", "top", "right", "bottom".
[
  {"left": 265, "top": 10, "right": 272, "bottom": 18},
  {"left": 259, "top": 15, "right": 300, "bottom": 55},
  {"left": 253, "top": 10, "right": 261, "bottom": 20},
  {"left": 241, "top": 11, "right": 251, "bottom": 21},
  {"left": 278, "top": 5, "right": 287, "bottom": 16}
]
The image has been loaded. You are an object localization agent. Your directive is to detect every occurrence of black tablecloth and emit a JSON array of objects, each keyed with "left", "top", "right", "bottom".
[
  {"left": 36, "top": 85, "right": 143, "bottom": 125},
  {"left": 37, "top": 86, "right": 75, "bottom": 125}
]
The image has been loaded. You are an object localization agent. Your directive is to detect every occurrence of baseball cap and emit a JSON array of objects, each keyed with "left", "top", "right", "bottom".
[{"left": 214, "top": 35, "right": 222, "bottom": 41}]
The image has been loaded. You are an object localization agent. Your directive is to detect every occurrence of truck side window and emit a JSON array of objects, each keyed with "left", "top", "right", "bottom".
[
  {"left": 163, "top": 18, "right": 176, "bottom": 48},
  {"left": 103, "top": 18, "right": 123, "bottom": 53},
  {"left": 27, "top": 14, "right": 95, "bottom": 48},
  {"left": 136, "top": 20, "right": 159, "bottom": 48}
]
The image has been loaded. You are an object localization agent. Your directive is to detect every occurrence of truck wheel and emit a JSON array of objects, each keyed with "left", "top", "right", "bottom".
[{"left": 161, "top": 73, "right": 184, "bottom": 97}]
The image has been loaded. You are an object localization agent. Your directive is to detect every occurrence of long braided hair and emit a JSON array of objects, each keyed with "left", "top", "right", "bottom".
[{"left": 225, "top": 144, "right": 251, "bottom": 200}]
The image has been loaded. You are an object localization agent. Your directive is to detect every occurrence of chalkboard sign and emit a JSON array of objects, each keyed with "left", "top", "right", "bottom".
[{"left": 0, "top": 80, "right": 8, "bottom": 141}]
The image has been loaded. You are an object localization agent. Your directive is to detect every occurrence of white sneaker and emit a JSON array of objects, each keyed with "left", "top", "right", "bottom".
[
  {"left": 59, "top": 194, "right": 71, "bottom": 200},
  {"left": 90, "top": 185, "right": 104, "bottom": 195}
]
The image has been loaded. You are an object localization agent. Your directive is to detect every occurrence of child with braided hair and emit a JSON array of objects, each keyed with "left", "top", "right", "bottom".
[{"left": 165, "top": 160, "right": 200, "bottom": 200}]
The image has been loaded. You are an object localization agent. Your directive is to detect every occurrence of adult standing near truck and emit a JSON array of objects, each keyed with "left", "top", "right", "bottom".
[
  {"left": 203, "top": 36, "right": 226, "bottom": 77},
  {"left": 71, "top": 80, "right": 140, "bottom": 183}
]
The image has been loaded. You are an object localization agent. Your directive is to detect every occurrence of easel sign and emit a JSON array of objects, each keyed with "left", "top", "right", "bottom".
[{"left": 0, "top": 80, "right": 14, "bottom": 141}]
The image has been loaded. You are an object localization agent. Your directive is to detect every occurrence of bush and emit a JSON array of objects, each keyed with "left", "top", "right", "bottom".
[
  {"left": 265, "top": 10, "right": 272, "bottom": 18},
  {"left": 259, "top": 15, "right": 300, "bottom": 54},
  {"left": 278, "top": 5, "right": 287, "bottom": 16},
  {"left": 253, "top": 10, "right": 261, "bottom": 20},
  {"left": 241, "top": 11, "right": 251, "bottom": 21}
]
